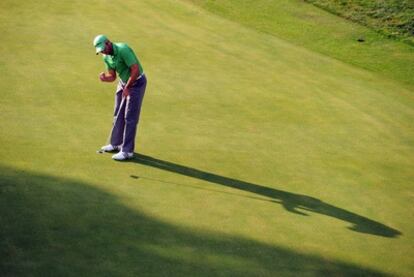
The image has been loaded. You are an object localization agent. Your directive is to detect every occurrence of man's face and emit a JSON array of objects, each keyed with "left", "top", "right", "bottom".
[{"left": 100, "top": 41, "right": 112, "bottom": 55}]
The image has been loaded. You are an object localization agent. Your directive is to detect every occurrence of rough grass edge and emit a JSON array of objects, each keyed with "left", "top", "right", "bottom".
[{"left": 304, "top": 0, "right": 414, "bottom": 47}]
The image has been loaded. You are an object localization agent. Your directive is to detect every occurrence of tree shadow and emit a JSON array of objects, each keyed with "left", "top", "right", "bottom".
[
  {"left": 131, "top": 154, "right": 401, "bottom": 238},
  {"left": 0, "top": 165, "right": 391, "bottom": 276}
]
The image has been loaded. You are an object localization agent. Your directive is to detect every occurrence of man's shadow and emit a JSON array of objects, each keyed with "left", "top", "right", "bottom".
[{"left": 131, "top": 154, "right": 401, "bottom": 238}]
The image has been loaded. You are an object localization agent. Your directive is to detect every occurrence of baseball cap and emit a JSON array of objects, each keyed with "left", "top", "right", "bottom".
[{"left": 93, "top": 34, "right": 108, "bottom": 54}]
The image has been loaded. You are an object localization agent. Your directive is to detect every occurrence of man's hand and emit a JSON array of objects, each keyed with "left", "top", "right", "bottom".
[
  {"left": 122, "top": 87, "right": 130, "bottom": 97},
  {"left": 99, "top": 70, "right": 116, "bottom": 82},
  {"left": 99, "top": 72, "right": 106, "bottom": 81}
]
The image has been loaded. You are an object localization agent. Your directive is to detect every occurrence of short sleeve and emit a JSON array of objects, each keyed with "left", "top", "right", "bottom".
[{"left": 103, "top": 57, "right": 115, "bottom": 70}]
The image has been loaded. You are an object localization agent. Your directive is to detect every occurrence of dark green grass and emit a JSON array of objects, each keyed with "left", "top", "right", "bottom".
[
  {"left": 305, "top": 0, "right": 414, "bottom": 45},
  {"left": 0, "top": 166, "right": 390, "bottom": 276}
]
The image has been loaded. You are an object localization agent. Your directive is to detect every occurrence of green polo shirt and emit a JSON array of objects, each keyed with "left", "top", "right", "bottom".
[{"left": 102, "top": 43, "right": 144, "bottom": 83}]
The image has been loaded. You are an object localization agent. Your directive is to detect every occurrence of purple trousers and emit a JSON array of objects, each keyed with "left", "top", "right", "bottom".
[{"left": 109, "top": 75, "right": 147, "bottom": 153}]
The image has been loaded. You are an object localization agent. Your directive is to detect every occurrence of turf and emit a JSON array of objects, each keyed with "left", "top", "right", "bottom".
[
  {"left": 0, "top": 0, "right": 413, "bottom": 276},
  {"left": 305, "top": 0, "right": 414, "bottom": 45},
  {"left": 188, "top": 0, "right": 414, "bottom": 88}
]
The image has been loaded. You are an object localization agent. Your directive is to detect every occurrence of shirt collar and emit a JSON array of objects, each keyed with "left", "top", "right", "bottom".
[{"left": 111, "top": 43, "right": 118, "bottom": 57}]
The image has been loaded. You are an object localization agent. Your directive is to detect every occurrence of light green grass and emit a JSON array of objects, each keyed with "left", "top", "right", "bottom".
[{"left": 0, "top": 0, "right": 413, "bottom": 276}]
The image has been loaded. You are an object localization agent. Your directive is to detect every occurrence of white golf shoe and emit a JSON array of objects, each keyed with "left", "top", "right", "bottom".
[
  {"left": 112, "top": 152, "right": 134, "bottom": 161},
  {"left": 100, "top": 144, "right": 120, "bottom": 152}
]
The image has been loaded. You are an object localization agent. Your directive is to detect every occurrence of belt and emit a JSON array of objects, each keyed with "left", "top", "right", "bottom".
[{"left": 120, "top": 73, "right": 145, "bottom": 87}]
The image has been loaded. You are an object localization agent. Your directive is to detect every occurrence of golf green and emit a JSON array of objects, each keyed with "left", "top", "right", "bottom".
[{"left": 1, "top": 0, "right": 413, "bottom": 276}]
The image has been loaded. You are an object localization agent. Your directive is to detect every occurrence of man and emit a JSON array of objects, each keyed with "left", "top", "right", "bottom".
[{"left": 93, "top": 34, "right": 147, "bottom": 161}]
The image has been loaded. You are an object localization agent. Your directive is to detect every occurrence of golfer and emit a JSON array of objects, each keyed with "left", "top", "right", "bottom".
[{"left": 93, "top": 34, "right": 147, "bottom": 161}]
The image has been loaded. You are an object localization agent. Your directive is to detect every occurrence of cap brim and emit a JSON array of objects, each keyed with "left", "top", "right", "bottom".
[{"left": 95, "top": 44, "right": 105, "bottom": 54}]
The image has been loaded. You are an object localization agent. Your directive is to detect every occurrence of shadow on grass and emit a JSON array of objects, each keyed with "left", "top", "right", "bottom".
[
  {"left": 0, "top": 165, "right": 390, "bottom": 276},
  {"left": 131, "top": 154, "right": 401, "bottom": 238}
]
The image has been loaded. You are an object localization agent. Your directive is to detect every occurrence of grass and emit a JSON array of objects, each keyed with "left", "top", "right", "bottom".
[
  {"left": 1, "top": 0, "right": 413, "bottom": 276},
  {"left": 187, "top": 0, "right": 414, "bottom": 88},
  {"left": 0, "top": 166, "right": 392, "bottom": 276},
  {"left": 305, "top": 0, "right": 414, "bottom": 45}
]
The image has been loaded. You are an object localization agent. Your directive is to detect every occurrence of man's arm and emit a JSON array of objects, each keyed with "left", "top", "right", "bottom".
[
  {"left": 99, "top": 69, "right": 117, "bottom": 82},
  {"left": 122, "top": 64, "right": 140, "bottom": 97}
]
